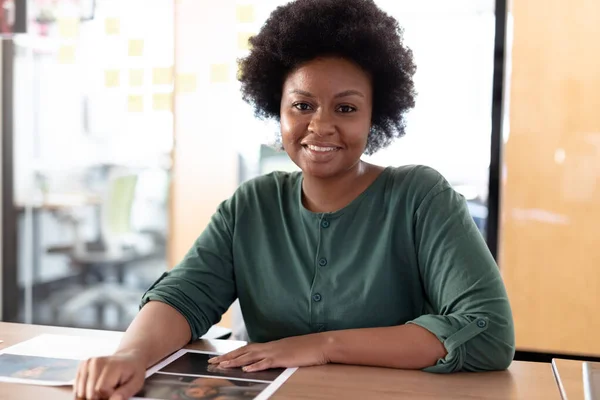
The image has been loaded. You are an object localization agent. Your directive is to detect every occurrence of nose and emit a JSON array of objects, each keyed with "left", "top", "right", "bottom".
[{"left": 308, "top": 109, "right": 336, "bottom": 137}]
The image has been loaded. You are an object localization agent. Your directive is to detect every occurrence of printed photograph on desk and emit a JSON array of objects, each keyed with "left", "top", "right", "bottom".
[
  {"left": 160, "top": 351, "right": 286, "bottom": 382},
  {"left": 0, "top": 353, "right": 79, "bottom": 385},
  {"left": 135, "top": 373, "right": 268, "bottom": 400},
  {"left": 135, "top": 350, "right": 297, "bottom": 400}
]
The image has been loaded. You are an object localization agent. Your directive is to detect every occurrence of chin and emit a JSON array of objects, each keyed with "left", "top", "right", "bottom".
[{"left": 301, "top": 163, "right": 344, "bottom": 179}]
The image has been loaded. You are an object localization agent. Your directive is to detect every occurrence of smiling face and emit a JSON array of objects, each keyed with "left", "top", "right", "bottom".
[{"left": 280, "top": 57, "right": 373, "bottom": 179}]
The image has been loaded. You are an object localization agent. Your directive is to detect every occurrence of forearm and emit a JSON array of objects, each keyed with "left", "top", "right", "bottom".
[
  {"left": 117, "top": 301, "right": 192, "bottom": 368},
  {"left": 322, "top": 324, "right": 447, "bottom": 369}
]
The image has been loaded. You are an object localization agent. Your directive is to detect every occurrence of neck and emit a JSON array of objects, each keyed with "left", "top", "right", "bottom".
[{"left": 302, "top": 161, "right": 380, "bottom": 213}]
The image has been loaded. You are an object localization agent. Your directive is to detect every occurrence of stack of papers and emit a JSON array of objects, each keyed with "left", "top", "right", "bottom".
[{"left": 0, "top": 333, "right": 296, "bottom": 399}]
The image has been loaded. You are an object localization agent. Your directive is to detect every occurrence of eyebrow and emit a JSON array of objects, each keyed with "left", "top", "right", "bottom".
[{"left": 288, "top": 89, "right": 365, "bottom": 98}]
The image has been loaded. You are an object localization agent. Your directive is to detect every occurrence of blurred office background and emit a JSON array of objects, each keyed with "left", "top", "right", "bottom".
[{"left": 2, "top": 0, "right": 599, "bottom": 363}]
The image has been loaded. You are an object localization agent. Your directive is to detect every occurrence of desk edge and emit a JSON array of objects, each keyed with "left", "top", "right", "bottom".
[{"left": 552, "top": 359, "right": 568, "bottom": 400}]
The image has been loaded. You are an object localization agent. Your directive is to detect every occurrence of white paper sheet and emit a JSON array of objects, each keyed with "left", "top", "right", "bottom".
[
  {"left": 5, "top": 334, "right": 122, "bottom": 359},
  {"left": 0, "top": 334, "right": 122, "bottom": 386}
]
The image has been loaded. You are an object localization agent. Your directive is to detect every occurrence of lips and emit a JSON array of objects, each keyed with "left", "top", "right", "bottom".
[
  {"left": 305, "top": 144, "right": 339, "bottom": 152},
  {"left": 301, "top": 142, "right": 341, "bottom": 162},
  {"left": 300, "top": 140, "right": 342, "bottom": 149}
]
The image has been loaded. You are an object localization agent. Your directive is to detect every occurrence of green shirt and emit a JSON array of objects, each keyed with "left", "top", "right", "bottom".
[{"left": 141, "top": 165, "right": 515, "bottom": 373}]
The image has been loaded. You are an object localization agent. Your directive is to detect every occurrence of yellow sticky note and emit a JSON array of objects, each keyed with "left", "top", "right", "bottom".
[
  {"left": 104, "top": 70, "right": 120, "bottom": 88},
  {"left": 210, "top": 64, "right": 229, "bottom": 83},
  {"left": 176, "top": 73, "right": 197, "bottom": 93},
  {"left": 128, "top": 95, "right": 144, "bottom": 112},
  {"left": 58, "top": 18, "right": 79, "bottom": 38},
  {"left": 236, "top": 5, "right": 255, "bottom": 23},
  {"left": 129, "top": 69, "right": 144, "bottom": 87},
  {"left": 57, "top": 45, "right": 76, "bottom": 64},
  {"left": 236, "top": 61, "right": 243, "bottom": 81},
  {"left": 128, "top": 39, "right": 144, "bottom": 57},
  {"left": 153, "top": 67, "right": 174, "bottom": 85},
  {"left": 153, "top": 93, "right": 173, "bottom": 111},
  {"left": 237, "top": 32, "right": 253, "bottom": 51},
  {"left": 105, "top": 18, "right": 120, "bottom": 35}
]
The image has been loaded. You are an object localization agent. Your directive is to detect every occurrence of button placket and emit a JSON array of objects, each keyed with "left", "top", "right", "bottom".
[{"left": 311, "top": 214, "right": 330, "bottom": 334}]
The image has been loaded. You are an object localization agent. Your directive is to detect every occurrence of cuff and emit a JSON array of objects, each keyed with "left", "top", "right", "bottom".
[
  {"left": 139, "top": 272, "right": 206, "bottom": 342},
  {"left": 408, "top": 314, "right": 489, "bottom": 373}
]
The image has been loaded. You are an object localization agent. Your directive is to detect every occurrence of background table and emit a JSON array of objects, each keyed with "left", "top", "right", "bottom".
[{"left": 0, "top": 322, "right": 560, "bottom": 399}]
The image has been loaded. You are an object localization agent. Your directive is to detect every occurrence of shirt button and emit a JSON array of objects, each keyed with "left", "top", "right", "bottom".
[
  {"left": 321, "top": 220, "right": 330, "bottom": 228},
  {"left": 312, "top": 293, "right": 322, "bottom": 302},
  {"left": 318, "top": 258, "right": 328, "bottom": 267},
  {"left": 477, "top": 319, "right": 487, "bottom": 328}
]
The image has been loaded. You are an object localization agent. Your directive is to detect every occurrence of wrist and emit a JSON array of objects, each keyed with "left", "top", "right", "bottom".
[
  {"left": 115, "top": 347, "right": 149, "bottom": 366},
  {"left": 319, "top": 331, "right": 339, "bottom": 364}
]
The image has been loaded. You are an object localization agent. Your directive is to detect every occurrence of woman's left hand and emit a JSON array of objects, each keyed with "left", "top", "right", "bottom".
[{"left": 207, "top": 333, "right": 331, "bottom": 372}]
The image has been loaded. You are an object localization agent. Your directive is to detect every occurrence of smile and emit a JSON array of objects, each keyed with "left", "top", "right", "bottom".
[
  {"left": 305, "top": 144, "right": 339, "bottom": 152},
  {"left": 301, "top": 144, "right": 341, "bottom": 162}
]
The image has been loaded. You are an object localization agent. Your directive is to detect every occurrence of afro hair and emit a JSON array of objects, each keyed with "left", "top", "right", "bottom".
[{"left": 238, "top": 0, "right": 417, "bottom": 155}]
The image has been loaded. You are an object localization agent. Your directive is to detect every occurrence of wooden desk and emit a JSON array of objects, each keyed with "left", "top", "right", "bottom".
[
  {"left": 15, "top": 193, "right": 103, "bottom": 211},
  {"left": 552, "top": 359, "right": 585, "bottom": 400},
  {"left": 0, "top": 322, "right": 560, "bottom": 400}
]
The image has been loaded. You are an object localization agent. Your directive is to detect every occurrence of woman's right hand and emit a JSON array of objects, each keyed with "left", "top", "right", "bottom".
[{"left": 74, "top": 349, "right": 147, "bottom": 400}]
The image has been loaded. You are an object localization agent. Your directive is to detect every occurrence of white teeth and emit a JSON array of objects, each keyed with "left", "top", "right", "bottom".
[{"left": 307, "top": 145, "right": 337, "bottom": 152}]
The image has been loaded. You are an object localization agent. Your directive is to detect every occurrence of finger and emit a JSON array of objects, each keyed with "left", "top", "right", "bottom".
[
  {"left": 94, "top": 361, "right": 127, "bottom": 399},
  {"left": 73, "top": 362, "right": 82, "bottom": 395},
  {"left": 209, "top": 347, "right": 248, "bottom": 364},
  {"left": 243, "top": 358, "right": 273, "bottom": 373},
  {"left": 75, "top": 360, "right": 89, "bottom": 399},
  {"left": 86, "top": 358, "right": 101, "bottom": 399},
  {"left": 209, "top": 346, "right": 251, "bottom": 364},
  {"left": 219, "top": 352, "right": 263, "bottom": 369},
  {"left": 108, "top": 372, "right": 145, "bottom": 400}
]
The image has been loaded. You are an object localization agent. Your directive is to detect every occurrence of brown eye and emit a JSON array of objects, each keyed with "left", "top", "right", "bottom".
[
  {"left": 337, "top": 105, "right": 356, "bottom": 113},
  {"left": 293, "top": 102, "right": 312, "bottom": 111}
]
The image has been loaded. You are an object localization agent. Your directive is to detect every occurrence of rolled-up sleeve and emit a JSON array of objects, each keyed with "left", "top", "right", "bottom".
[
  {"left": 408, "top": 181, "right": 515, "bottom": 373},
  {"left": 140, "top": 200, "right": 237, "bottom": 341}
]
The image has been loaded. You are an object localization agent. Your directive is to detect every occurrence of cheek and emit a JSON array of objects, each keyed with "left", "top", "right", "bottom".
[
  {"left": 344, "top": 120, "right": 371, "bottom": 147},
  {"left": 280, "top": 114, "right": 304, "bottom": 144}
]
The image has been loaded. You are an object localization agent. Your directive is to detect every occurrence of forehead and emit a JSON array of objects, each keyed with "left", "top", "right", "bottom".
[{"left": 283, "top": 57, "right": 372, "bottom": 94}]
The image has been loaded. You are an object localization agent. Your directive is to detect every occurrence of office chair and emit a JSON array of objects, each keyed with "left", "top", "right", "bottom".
[{"left": 47, "top": 169, "right": 164, "bottom": 329}]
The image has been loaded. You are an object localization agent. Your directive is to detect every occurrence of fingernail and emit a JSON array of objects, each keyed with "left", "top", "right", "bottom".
[
  {"left": 208, "top": 357, "right": 217, "bottom": 363},
  {"left": 243, "top": 366, "right": 251, "bottom": 372}
]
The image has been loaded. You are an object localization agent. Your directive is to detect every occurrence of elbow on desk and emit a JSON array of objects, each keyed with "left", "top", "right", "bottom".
[
  {"left": 478, "top": 341, "right": 515, "bottom": 372},
  {"left": 463, "top": 324, "right": 516, "bottom": 372},
  {"left": 417, "top": 311, "right": 515, "bottom": 373}
]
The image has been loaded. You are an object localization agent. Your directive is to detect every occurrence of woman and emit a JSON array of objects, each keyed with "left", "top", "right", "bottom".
[{"left": 75, "top": 0, "right": 515, "bottom": 398}]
